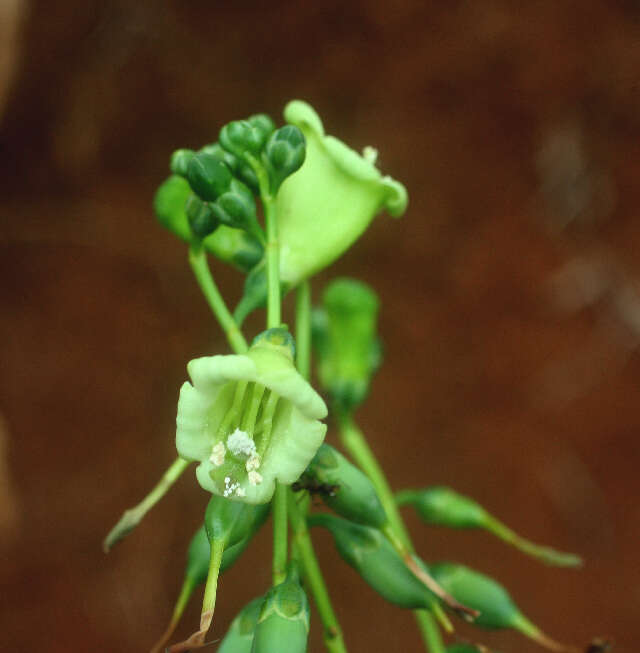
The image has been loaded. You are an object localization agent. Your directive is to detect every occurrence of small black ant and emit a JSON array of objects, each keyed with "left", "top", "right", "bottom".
[{"left": 291, "top": 477, "right": 340, "bottom": 498}]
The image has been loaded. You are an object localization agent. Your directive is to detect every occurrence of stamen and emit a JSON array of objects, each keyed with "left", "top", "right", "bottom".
[
  {"left": 240, "top": 383, "right": 267, "bottom": 434},
  {"left": 246, "top": 454, "right": 261, "bottom": 472},
  {"left": 248, "top": 470, "right": 263, "bottom": 486},
  {"left": 255, "top": 391, "right": 280, "bottom": 458},
  {"left": 216, "top": 380, "right": 249, "bottom": 439},
  {"left": 209, "top": 442, "right": 226, "bottom": 466}
]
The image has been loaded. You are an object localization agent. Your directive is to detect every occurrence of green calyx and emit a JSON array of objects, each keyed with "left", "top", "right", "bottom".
[
  {"left": 274, "top": 100, "right": 408, "bottom": 287},
  {"left": 251, "top": 569, "right": 310, "bottom": 653},
  {"left": 176, "top": 330, "right": 327, "bottom": 503},
  {"left": 303, "top": 443, "right": 387, "bottom": 529},
  {"left": 313, "top": 278, "right": 382, "bottom": 412},
  {"left": 218, "top": 596, "right": 264, "bottom": 653}
]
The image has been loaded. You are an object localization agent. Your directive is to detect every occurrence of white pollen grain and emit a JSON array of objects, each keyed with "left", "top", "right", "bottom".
[{"left": 226, "top": 428, "right": 257, "bottom": 458}]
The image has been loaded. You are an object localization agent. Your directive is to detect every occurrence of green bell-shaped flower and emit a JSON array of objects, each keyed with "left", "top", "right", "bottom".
[
  {"left": 275, "top": 100, "right": 408, "bottom": 286},
  {"left": 176, "top": 328, "right": 327, "bottom": 504}
]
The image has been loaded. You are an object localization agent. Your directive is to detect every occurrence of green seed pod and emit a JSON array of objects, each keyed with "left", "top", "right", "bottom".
[
  {"left": 218, "top": 596, "right": 264, "bottom": 653},
  {"left": 308, "top": 513, "right": 438, "bottom": 611},
  {"left": 170, "top": 148, "right": 196, "bottom": 176},
  {"left": 264, "top": 125, "right": 306, "bottom": 192},
  {"left": 251, "top": 569, "right": 310, "bottom": 653},
  {"left": 430, "top": 562, "right": 567, "bottom": 651},
  {"left": 397, "top": 487, "right": 582, "bottom": 567},
  {"left": 431, "top": 562, "right": 520, "bottom": 630},
  {"left": 210, "top": 179, "right": 263, "bottom": 243},
  {"left": 185, "top": 194, "right": 220, "bottom": 239},
  {"left": 220, "top": 120, "right": 266, "bottom": 159},
  {"left": 303, "top": 443, "right": 387, "bottom": 529},
  {"left": 313, "top": 278, "right": 381, "bottom": 412},
  {"left": 204, "top": 495, "right": 258, "bottom": 550},
  {"left": 396, "top": 487, "right": 488, "bottom": 530},
  {"left": 186, "top": 152, "right": 234, "bottom": 202}
]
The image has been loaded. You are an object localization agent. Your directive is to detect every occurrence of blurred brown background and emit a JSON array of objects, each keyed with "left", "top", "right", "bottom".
[{"left": 1, "top": 1, "right": 639, "bottom": 651}]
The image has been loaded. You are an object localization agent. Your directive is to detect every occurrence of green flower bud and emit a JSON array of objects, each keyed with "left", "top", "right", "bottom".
[
  {"left": 248, "top": 113, "right": 276, "bottom": 142},
  {"left": 176, "top": 330, "right": 327, "bottom": 503},
  {"left": 220, "top": 120, "right": 266, "bottom": 159},
  {"left": 185, "top": 194, "right": 220, "bottom": 239},
  {"left": 210, "top": 179, "right": 264, "bottom": 243},
  {"left": 308, "top": 513, "right": 439, "bottom": 611},
  {"left": 153, "top": 175, "right": 263, "bottom": 271},
  {"left": 263, "top": 125, "right": 306, "bottom": 192},
  {"left": 186, "top": 152, "right": 233, "bottom": 201},
  {"left": 431, "top": 563, "right": 569, "bottom": 651},
  {"left": 251, "top": 569, "right": 310, "bottom": 653},
  {"left": 397, "top": 486, "right": 582, "bottom": 567},
  {"left": 199, "top": 142, "right": 238, "bottom": 171},
  {"left": 200, "top": 142, "right": 260, "bottom": 194},
  {"left": 274, "top": 100, "right": 408, "bottom": 287},
  {"left": 313, "top": 278, "right": 381, "bottom": 411},
  {"left": 303, "top": 443, "right": 387, "bottom": 529},
  {"left": 218, "top": 596, "right": 264, "bottom": 653},
  {"left": 170, "top": 148, "right": 196, "bottom": 176},
  {"left": 154, "top": 175, "right": 194, "bottom": 242}
]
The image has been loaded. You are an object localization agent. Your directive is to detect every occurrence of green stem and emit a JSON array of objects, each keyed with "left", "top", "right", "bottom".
[
  {"left": 336, "top": 411, "right": 445, "bottom": 653},
  {"left": 272, "top": 482, "right": 288, "bottom": 585},
  {"left": 292, "top": 279, "right": 348, "bottom": 653},
  {"left": 415, "top": 611, "right": 446, "bottom": 653},
  {"left": 264, "top": 194, "right": 281, "bottom": 329},
  {"left": 103, "top": 457, "right": 190, "bottom": 552},
  {"left": 188, "top": 244, "right": 248, "bottom": 354},
  {"left": 201, "top": 539, "right": 225, "bottom": 623},
  {"left": 484, "top": 516, "right": 582, "bottom": 567},
  {"left": 289, "top": 492, "right": 348, "bottom": 653},
  {"left": 295, "top": 281, "right": 312, "bottom": 380},
  {"left": 254, "top": 156, "right": 287, "bottom": 585},
  {"left": 166, "top": 540, "right": 225, "bottom": 653}
]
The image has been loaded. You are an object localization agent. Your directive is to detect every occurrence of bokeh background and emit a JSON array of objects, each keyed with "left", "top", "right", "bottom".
[{"left": 1, "top": 2, "right": 639, "bottom": 651}]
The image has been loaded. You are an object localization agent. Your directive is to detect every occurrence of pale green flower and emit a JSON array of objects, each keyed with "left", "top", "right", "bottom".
[
  {"left": 176, "top": 329, "right": 327, "bottom": 503},
  {"left": 275, "top": 100, "right": 408, "bottom": 287}
]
